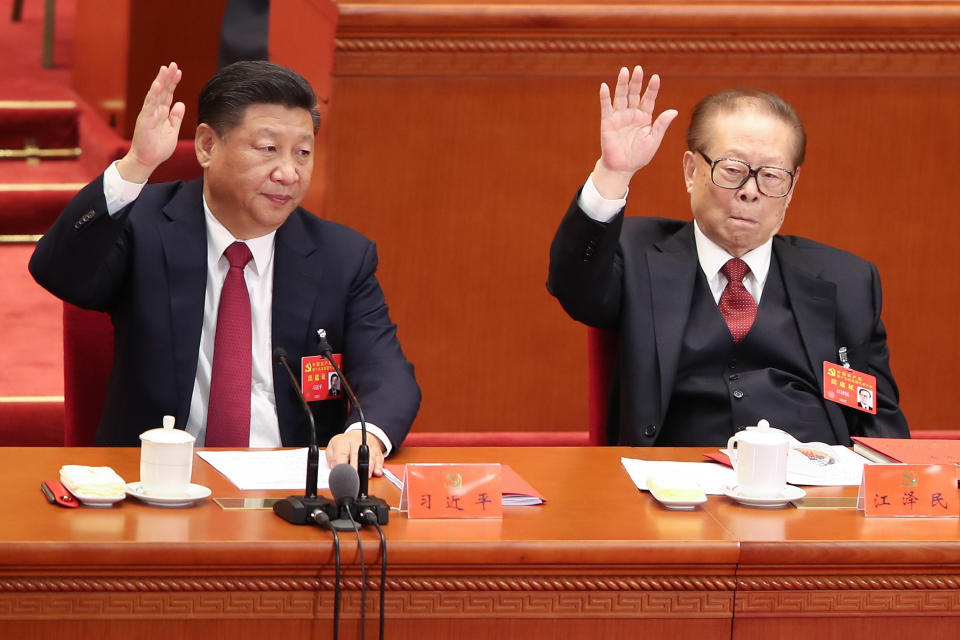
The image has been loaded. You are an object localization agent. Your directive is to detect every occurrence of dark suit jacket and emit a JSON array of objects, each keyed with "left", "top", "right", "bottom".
[
  {"left": 30, "top": 176, "right": 421, "bottom": 446},
  {"left": 547, "top": 195, "right": 909, "bottom": 446}
]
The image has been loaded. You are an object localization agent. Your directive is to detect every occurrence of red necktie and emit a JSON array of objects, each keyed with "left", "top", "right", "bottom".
[
  {"left": 206, "top": 241, "right": 253, "bottom": 447},
  {"left": 718, "top": 258, "right": 757, "bottom": 343}
]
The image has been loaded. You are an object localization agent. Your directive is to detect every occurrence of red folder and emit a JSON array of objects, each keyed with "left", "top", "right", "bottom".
[{"left": 851, "top": 437, "right": 960, "bottom": 483}]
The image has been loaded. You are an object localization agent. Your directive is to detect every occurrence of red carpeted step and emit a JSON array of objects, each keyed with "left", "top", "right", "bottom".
[
  {"left": 0, "top": 159, "right": 93, "bottom": 235},
  {"left": 0, "top": 82, "right": 80, "bottom": 153}
]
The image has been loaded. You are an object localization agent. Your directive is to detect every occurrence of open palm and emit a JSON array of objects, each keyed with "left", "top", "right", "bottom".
[
  {"left": 599, "top": 66, "right": 677, "bottom": 174},
  {"left": 126, "top": 63, "right": 186, "bottom": 176}
]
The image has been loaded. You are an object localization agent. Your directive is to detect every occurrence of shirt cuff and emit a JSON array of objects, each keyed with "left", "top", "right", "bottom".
[
  {"left": 103, "top": 160, "right": 147, "bottom": 216},
  {"left": 577, "top": 171, "right": 628, "bottom": 223},
  {"left": 345, "top": 422, "right": 393, "bottom": 456}
]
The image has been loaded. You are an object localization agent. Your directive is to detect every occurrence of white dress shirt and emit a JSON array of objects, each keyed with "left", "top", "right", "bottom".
[
  {"left": 578, "top": 172, "right": 771, "bottom": 305},
  {"left": 102, "top": 162, "right": 392, "bottom": 452}
]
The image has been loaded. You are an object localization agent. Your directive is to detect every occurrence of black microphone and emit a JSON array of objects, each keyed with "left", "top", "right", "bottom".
[
  {"left": 316, "top": 329, "right": 389, "bottom": 525},
  {"left": 328, "top": 462, "right": 360, "bottom": 531},
  {"left": 331, "top": 464, "right": 388, "bottom": 640},
  {"left": 328, "top": 463, "right": 371, "bottom": 640},
  {"left": 272, "top": 347, "right": 337, "bottom": 525}
]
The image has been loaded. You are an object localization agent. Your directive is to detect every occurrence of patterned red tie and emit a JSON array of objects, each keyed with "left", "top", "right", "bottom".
[
  {"left": 718, "top": 258, "right": 757, "bottom": 343},
  {"left": 206, "top": 241, "right": 253, "bottom": 447}
]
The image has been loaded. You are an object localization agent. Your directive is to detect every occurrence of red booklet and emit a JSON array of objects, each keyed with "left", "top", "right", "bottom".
[{"left": 852, "top": 437, "right": 960, "bottom": 483}]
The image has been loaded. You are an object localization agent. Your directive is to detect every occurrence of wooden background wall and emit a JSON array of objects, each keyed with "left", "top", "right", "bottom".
[{"left": 311, "top": 1, "right": 960, "bottom": 435}]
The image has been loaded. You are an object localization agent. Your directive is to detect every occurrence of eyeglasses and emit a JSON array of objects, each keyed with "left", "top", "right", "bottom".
[{"left": 697, "top": 150, "right": 795, "bottom": 198}]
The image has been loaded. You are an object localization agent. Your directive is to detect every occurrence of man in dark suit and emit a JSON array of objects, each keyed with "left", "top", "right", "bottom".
[
  {"left": 30, "top": 61, "right": 420, "bottom": 474},
  {"left": 548, "top": 66, "right": 909, "bottom": 446}
]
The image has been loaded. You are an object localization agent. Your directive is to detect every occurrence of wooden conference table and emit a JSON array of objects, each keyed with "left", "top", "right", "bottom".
[{"left": 1, "top": 446, "right": 959, "bottom": 639}]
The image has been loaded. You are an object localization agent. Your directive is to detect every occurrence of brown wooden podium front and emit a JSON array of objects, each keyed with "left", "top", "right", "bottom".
[{"left": 1, "top": 447, "right": 959, "bottom": 639}]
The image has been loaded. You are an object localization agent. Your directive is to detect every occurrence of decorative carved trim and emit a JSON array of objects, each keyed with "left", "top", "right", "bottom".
[
  {"left": 343, "top": 591, "right": 732, "bottom": 619},
  {"left": 0, "top": 577, "right": 324, "bottom": 593},
  {"left": 736, "top": 591, "right": 960, "bottom": 615},
  {"left": 333, "top": 40, "right": 960, "bottom": 77},
  {"left": 8, "top": 574, "right": 960, "bottom": 593},
  {"left": 0, "top": 590, "right": 733, "bottom": 620},
  {"left": 0, "top": 592, "right": 317, "bottom": 619},
  {"left": 738, "top": 575, "right": 960, "bottom": 590},
  {"left": 6, "top": 575, "right": 960, "bottom": 619},
  {"left": 336, "top": 38, "right": 960, "bottom": 55},
  {"left": 0, "top": 575, "right": 736, "bottom": 593},
  {"left": 736, "top": 575, "right": 960, "bottom": 616}
]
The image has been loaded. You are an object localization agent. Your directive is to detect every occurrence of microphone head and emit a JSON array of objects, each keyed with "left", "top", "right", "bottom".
[
  {"left": 273, "top": 347, "right": 288, "bottom": 364},
  {"left": 329, "top": 463, "right": 360, "bottom": 505}
]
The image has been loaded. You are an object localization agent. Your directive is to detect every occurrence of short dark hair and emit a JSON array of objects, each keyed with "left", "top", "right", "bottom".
[
  {"left": 197, "top": 61, "right": 320, "bottom": 136},
  {"left": 686, "top": 89, "right": 806, "bottom": 169}
]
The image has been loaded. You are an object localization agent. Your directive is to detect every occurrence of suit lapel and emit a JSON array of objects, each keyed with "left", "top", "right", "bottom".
[
  {"left": 272, "top": 210, "right": 325, "bottom": 444},
  {"left": 158, "top": 179, "right": 208, "bottom": 422},
  {"left": 774, "top": 238, "right": 847, "bottom": 442},
  {"left": 648, "top": 223, "right": 699, "bottom": 419}
]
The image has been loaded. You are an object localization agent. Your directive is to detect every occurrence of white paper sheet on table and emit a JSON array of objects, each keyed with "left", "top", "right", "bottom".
[
  {"left": 621, "top": 457, "right": 736, "bottom": 495},
  {"left": 197, "top": 448, "right": 331, "bottom": 490}
]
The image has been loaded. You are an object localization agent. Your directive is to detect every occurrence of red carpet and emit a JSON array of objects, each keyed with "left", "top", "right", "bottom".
[
  {"left": 0, "top": 243, "right": 63, "bottom": 397},
  {"left": 0, "top": 0, "right": 75, "bottom": 86},
  {"left": 0, "top": 0, "right": 78, "bottom": 405},
  {"left": 0, "top": 82, "right": 79, "bottom": 149}
]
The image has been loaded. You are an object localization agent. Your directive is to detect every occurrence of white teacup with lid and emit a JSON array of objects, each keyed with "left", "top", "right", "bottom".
[
  {"left": 726, "top": 419, "right": 791, "bottom": 499},
  {"left": 139, "top": 415, "right": 195, "bottom": 496}
]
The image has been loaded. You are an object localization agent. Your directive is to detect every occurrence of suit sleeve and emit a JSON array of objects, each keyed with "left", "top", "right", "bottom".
[
  {"left": 341, "top": 241, "right": 421, "bottom": 449},
  {"left": 846, "top": 262, "right": 910, "bottom": 438},
  {"left": 28, "top": 175, "right": 133, "bottom": 311},
  {"left": 547, "top": 191, "right": 626, "bottom": 329}
]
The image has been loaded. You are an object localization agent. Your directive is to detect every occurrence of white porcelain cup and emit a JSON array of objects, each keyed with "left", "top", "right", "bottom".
[
  {"left": 726, "top": 420, "right": 790, "bottom": 499},
  {"left": 139, "top": 416, "right": 195, "bottom": 496}
]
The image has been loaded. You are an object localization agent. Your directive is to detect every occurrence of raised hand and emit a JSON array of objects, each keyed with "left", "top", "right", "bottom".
[
  {"left": 593, "top": 66, "right": 678, "bottom": 199},
  {"left": 117, "top": 63, "right": 186, "bottom": 184}
]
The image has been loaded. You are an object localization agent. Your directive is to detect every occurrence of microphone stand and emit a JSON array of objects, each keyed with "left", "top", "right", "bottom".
[
  {"left": 317, "top": 329, "right": 389, "bottom": 525},
  {"left": 272, "top": 348, "right": 337, "bottom": 525}
]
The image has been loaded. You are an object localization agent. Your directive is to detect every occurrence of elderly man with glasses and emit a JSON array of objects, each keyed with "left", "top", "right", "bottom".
[{"left": 548, "top": 66, "right": 909, "bottom": 447}]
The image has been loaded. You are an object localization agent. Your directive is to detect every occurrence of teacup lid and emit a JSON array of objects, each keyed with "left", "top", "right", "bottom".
[
  {"left": 738, "top": 419, "right": 790, "bottom": 443},
  {"left": 140, "top": 415, "right": 195, "bottom": 444}
]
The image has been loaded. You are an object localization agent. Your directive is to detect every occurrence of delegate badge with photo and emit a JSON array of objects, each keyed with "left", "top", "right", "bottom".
[
  {"left": 302, "top": 354, "right": 344, "bottom": 401},
  {"left": 823, "top": 361, "right": 877, "bottom": 414}
]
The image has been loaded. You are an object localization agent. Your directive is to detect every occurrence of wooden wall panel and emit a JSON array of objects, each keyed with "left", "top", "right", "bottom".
[
  {"left": 73, "top": 0, "right": 129, "bottom": 128},
  {"left": 269, "top": 0, "right": 339, "bottom": 217},
  {"left": 124, "top": 1, "right": 227, "bottom": 139},
  {"left": 73, "top": 0, "right": 227, "bottom": 138},
  {"left": 311, "top": 2, "right": 960, "bottom": 435}
]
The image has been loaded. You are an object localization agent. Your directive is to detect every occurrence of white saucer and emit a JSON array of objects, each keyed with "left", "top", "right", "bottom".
[
  {"left": 67, "top": 491, "right": 126, "bottom": 507},
  {"left": 723, "top": 484, "right": 806, "bottom": 508},
  {"left": 125, "top": 482, "right": 212, "bottom": 507},
  {"left": 648, "top": 486, "right": 708, "bottom": 510}
]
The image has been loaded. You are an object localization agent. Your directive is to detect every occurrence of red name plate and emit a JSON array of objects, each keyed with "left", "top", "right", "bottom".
[
  {"left": 301, "top": 354, "right": 343, "bottom": 401},
  {"left": 400, "top": 463, "right": 503, "bottom": 519},
  {"left": 860, "top": 464, "right": 959, "bottom": 517}
]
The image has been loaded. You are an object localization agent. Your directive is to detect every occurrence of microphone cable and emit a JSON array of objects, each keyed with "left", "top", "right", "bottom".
[
  {"left": 312, "top": 509, "right": 343, "bottom": 640},
  {"left": 362, "top": 509, "right": 387, "bottom": 640},
  {"left": 345, "top": 508, "right": 368, "bottom": 640}
]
